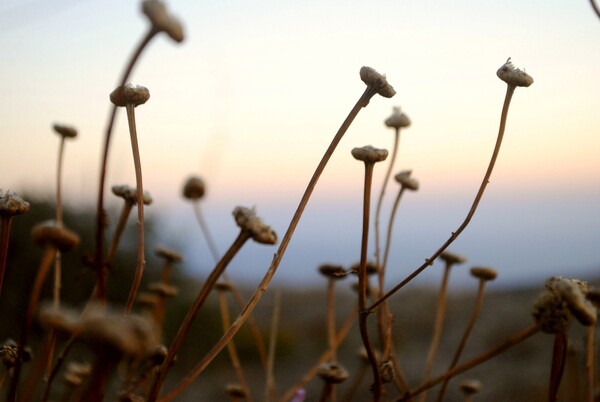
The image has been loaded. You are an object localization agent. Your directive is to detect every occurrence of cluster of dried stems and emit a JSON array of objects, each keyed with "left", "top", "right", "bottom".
[{"left": 0, "top": 1, "right": 598, "bottom": 401}]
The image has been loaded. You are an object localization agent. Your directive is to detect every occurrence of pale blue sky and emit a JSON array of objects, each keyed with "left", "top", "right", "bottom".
[{"left": 1, "top": 0, "right": 599, "bottom": 289}]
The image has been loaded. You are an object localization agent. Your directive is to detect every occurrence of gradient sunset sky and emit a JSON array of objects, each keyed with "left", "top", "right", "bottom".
[{"left": 1, "top": 0, "right": 599, "bottom": 289}]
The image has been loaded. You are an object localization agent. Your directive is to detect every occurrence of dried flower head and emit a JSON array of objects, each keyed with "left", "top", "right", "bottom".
[
  {"left": 31, "top": 220, "right": 80, "bottom": 252},
  {"left": 53, "top": 123, "right": 78, "bottom": 139},
  {"left": 148, "top": 344, "right": 168, "bottom": 365},
  {"left": 554, "top": 278, "right": 596, "bottom": 326},
  {"left": 142, "top": 0, "right": 184, "bottom": 43},
  {"left": 225, "top": 383, "right": 246, "bottom": 398},
  {"left": 182, "top": 176, "right": 206, "bottom": 200},
  {"left": 394, "top": 170, "right": 419, "bottom": 191},
  {"left": 460, "top": 379, "right": 482, "bottom": 395},
  {"left": 351, "top": 145, "right": 389, "bottom": 164},
  {"left": 232, "top": 207, "right": 277, "bottom": 245},
  {"left": 316, "top": 361, "right": 349, "bottom": 384},
  {"left": 470, "top": 266, "right": 497, "bottom": 282},
  {"left": 380, "top": 360, "right": 395, "bottom": 383},
  {"left": 360, "top": 66, "right": 396, "bottom": 98},
  {"left": 154, "top": 245, "right": 183, "bottom": 263},
  {"left": 0, "top": 340, "right": 18, "bottom": 369},
  {"left": 110, "top": 84, "right": 150, "bottom": 107},
  {"left": 112, "top": 184, "right": 153, "bottom": 205},
  {"left": 532, "top": 290, "right": 571, "bottom": 333},
  {"left": 0, "top": 190, "right": 30, "bottom": 216},
  {"left": 318, "top": 264, "right": 347, "bottom": 280},
  {"left": 349, "top": 261, "right": 379, "bottom": 276},
  {"left": 497, "top": 58, "right": 534, "bottom": 87},
  {"left": 148, "top": 282, "right": 178, "bottom": 298},
  {"left": 384, "top": 107, "right": 411, "bottom": 130},
  {"left": 439, "top": 251, "right": 467, "bottom": 266}
]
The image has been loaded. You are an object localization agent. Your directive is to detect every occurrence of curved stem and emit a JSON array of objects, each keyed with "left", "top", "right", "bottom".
[
  {"left": 155, "top": 87, "right": 378, "bottom": 402},
  {"left": 369, "top": 85, "right": 516, "bottom": 312},
  {"left": 591, "top": 0, "right": 600, "bottom": 19},
  {"left": 123, "top": 104, "right": 146, "bottom": 314}
]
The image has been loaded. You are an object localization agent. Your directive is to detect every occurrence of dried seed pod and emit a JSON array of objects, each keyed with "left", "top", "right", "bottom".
[
  {"left": 182, "top": 176, "right": 206, "bottom": 200},
  {"left": 532, "top": 290, "right": 571, "bottom": 333},
  {"left": 53, "top": 123, "right": 78, "bottom": 139},
  {"left": 555, "top": 279, "right": 596, "bottom": 326},
  {"left": 360, "top": 66, "right": 396, "bottom": 98},
  {"left": 460, "top": 379, "right": 482, "bottom": 395},
  {"left": 439, "top": 251, "right": 467, "bottom": 266},
  {"left": 470, "top": 266, "right": 497, "bottom": 282},
  {"left": 349, "top": 261, "right": 379, "bottom": 276},
  {"left": 318, "top": 264, "right": 346, "bottom": 280},
  {"left": 142, "top": 0, "right": 184, "bottom": 43},
  {"left": 316, "top": 361, "right": 349, "bottom": 384},
  {"left": 31, "top": 220, "right": 80, "bottom": 252},
  {"left": 154, "top": 245, "right": 183, "bottom": 263},
  {"left": 394, "top": 170, "right": 419, "bottom": 191},
  {"left": 110, "top": 84, "right": 150, "bottom": 107},
  {"left": 232, "top": 207, "right": 277, "bottom": 245},
  {"left": 384, "top": 107, "right": 411, "bottom": 130},
  {"left": 0, "top": 191, "right": 30, "bottom": 216},
  {"left": 111, "top": 185, "right": 153, "bottom": 205},
  {"left": 351, "top": 145, "right": 388, "bottom": 164},
  {"left": 497, "top": 58, "right": 534, "bottom": 87},
  {"left": 380, "top": 360, "right": 394, "bottom": 383}
]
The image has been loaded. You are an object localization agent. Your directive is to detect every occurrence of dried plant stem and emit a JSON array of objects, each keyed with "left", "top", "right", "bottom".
[
  {"left": 107, "top": 201, "right": 134, "bottom": 265},
  {"left": 41, "top": 336, "right": 76, "bottom": 402},
  {"left": 8, "top": 247, "right": 57, "bottom": 402},
  {"left": 358, "top": 163, "right": 383, "bottom": 401},
  {"left": 369, "top": 85, "right": 517, "bottom": 312},
  {"left": 398, "top": 323, "right": 540, "bottom": 401},
  {"left": 419, "top": 262, "right": 452, "bottom": 402},
  {"left": 548, "top": 330, "right": 568, "bottom": 402},
  {"left": 123, "top": 104, "right": 146, "bottom": 315},
  {"left": 94, "top": 28, "right": 156, "bottom": 302},
  {"left": 342, "top": 361, "right": 369, "bottom": 401},
  {"left": 218, "top": 291, "right": 253, "bottom": 402},
  {"left": 586, "top": 324, "right": 595, "bottom": 402},
  {"left": 193, "top": 202, "right": 221, "bottom": 262},
  {"left": 591, "top": 0, "right": 600, "bottom": 19},
  {"left": 0, "top": 217, "right": 14, "bottom": 296},
  {"left": 319, "top": 383, "right": 334, "bottom": 402},
  {"left": 327, "top": 279, "right": 337, "bottom": 363},
  {"left": 436, "top": 279, "right": 487, "bottom": 401},
  {"left": 279, "top": 308, "right": 357, "bottom": 402},
  {"left": 265, "top": 290, "right": 281, "bottom": 402},
  {"left": 156, "top": 86, "right": 378, "bottom": 402},
  {"left": 148, "top": 230, "right": 252, "bottom": 400}
]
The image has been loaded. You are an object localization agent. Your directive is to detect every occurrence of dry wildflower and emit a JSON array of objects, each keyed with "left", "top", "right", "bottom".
[
  {"left": 112, "top": 184, "right": 153, "bottom": 205},
  {"left": 532, "top": 290, "right": 572, "bottom": 334},
  {"left": 52, "top": 123, "right": 78, "bottom": 139},
  {"left": 360, "top": 66, "right": 396, "bottom": 98},
  {"left": 0, "top": 191, "right": 30, "bottom": 216},
  {"left": 154, "top": 244, "right": 183, "bottom": 263},
  {"left": 394, "top": 170, "right": 419, "bottom": 191},
  {"left": 318, "top": 264, "right": 346, "bottom": 280},
  {"left": 460, "top": 379, "right": 482, "bottom": 395},
  {"left": 440, "top": 251, "right": 467, "bottom": 266},
  {"left": 31, "top": 220, "right": 80, "bottom": 252},
  {"left": 350, "top": 261, "right": 379, "bottom": 276},
  {"left": 182, "top": 176, "right": 206, "bottom": 200},
  {"left": 232, "top": 207, "right": 277, "bottom": 245},
  {"left": 554, "top": 279, "right": 596, "bottom": 326},
  {"left": 142, "top": 0, "right": 184, "bottom": 43},
  {"left": 497, "top": 58, "right": 534, "bottom": 87},
  {"left": 470, "top": 266, "right": 497, "bottom": 282},
  {"left": 109, "top": 83, "right": 150, "bottom": 107},
  {"left": 148, "top": 282, "right": 178, "bottom": 298},
  {"left": 316, "top": 361, "right": 349, "bottom": 384},
  {"left": 351, "top": 145, "right": 389, "bottom": 164},
  {"left": 384, "top": 107, "right": 411, "bottom": 130}
]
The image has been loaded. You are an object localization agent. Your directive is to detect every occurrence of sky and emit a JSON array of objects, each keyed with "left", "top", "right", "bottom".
[{"left": 1, "top": 0, "right": 599, "bottom": 292}]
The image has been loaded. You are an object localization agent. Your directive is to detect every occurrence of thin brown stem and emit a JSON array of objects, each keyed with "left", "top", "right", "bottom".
[
  {"left": 193, "top": 202, "right": 221, "bottom": 262},
  {"left": 586, "top": 324, "right": 595, "bottom": 402},
  {"left": 123, "top": 104, "right": 146, "bottom": 314},
  {"left": 548, "top": 330, "right": 568, "bottom": 402},
  {"left": 358, "top": 163, "right": 382, "bottom": 401},
  {"left": 0, "top": 217, "right": 14, "bottom": 297},
  {"left": 436, "top": 280, "right": 487, "bottom": 401},
  {"left": 155, "top": 86, "right": 378, "bottom": 402},
  {"left": 398, "top": 323, "right": 540, "bottom": 401},
  {"left": 265, "top": 291, "right": 281, "bottom": 402},
  {"left": 148, "top": 230, "right": 251, "bottom": 400},
  {"left": 41, "top": 335, "right": 77, "bottom": 402},
  {"left": 369, "top": 85, "right": 517, "bottom": 312},
  {"left": 326, "top": 279, "right": 337, "bottom": 363},
  {"left": 107, "top": 201, "right": 134, "bottom": 266}
]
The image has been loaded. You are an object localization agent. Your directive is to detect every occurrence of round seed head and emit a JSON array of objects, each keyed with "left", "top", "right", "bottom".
[
  {"left": 31, "top": 220, "right": 80, "bottom": 252},
  {"left": 439, "top": 251, "right": 467, "bottom": 267},
  {"left": 225, "top": 383, "right": 246, "bottom": 398},
  {"left": 318, "top": 264, "right": 346, "bottom": 280},
  {"left": 349, "top": 261, "right": 379, "bottom": 276},
  {"left": 182, "top": 176, "right": 206, "bottom": 200},
  {"left": 545, "top": 276, "right": 589, "bottom": 295},
  {"left": 497, "top": 58, "right": 534, "bottom": 87},
  {"left": 351, "top": 145, "right": 388, "bottom": 164},
  {"left": 470, "top": 266, "right": 497, "bottom": 282},
  {"left": 0, "top": 342, "right": 19, "bottom": 368},
  {"left": 154, "top": 245, "right": 183, "bottom": 263},
  {"left": 110, "top": 83, "right": 150, "bottom": 107},
  {"left": 112, "top": 184, "right": 153, "bottom": 205},
  {"left": 384, "top": 107, "right": 411, "bottom": 130},
  {"left": 53, "top": 123, "right": 78, "bottom": 139},
  {"left": 148, "top": 282, "right": 178, "bottom": 298},
  {"left": 142, "top": 0, "right": 184, "bottom": 43},
  {"left": 555, "top": 279, "right": 596, "bottom": 326},
  {"left": 460, "top": 379, "right": 482, "bottom": 395},
  {"left": 360, "top": 66, "right": 396, "bottom": 98},
  {"left": 532, "top": 290, "right": 571, "bottom": 333},
  {"left": 316, "top": 361, "right": 349, "bottom": 384},
  {"left": 0, "top": 190, "right": 30, "bottom": 216},
  {"left": 394, "top": 170, "right": 419, "bottom": 191},
  {"left": 232, "top": 207, "right": 277, "bottom": 245}
]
